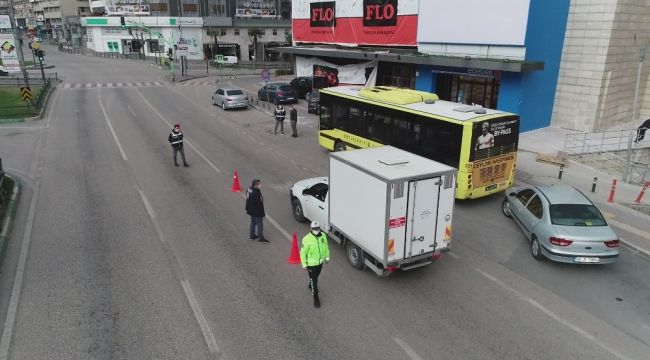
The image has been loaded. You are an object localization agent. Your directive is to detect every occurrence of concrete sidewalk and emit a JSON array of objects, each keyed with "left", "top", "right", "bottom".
[{"left": 516, "top": 127, "right": 650, "bottom": 256}]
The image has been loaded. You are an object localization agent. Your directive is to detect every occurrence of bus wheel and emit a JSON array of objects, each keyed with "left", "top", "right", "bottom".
[
  {"left": 346, "top": 242, "right": 365, "bottom": 270},
  {"left": 334, "top": 142, "right": 347, "bottom": 152}
]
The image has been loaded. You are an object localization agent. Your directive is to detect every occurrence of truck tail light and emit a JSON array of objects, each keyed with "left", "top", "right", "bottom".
[
  {"left": 385, "top": 266, "right": 399, "bottom": 272},
  {"left": 604, "top": 240, "right": 620, "bottom": 248},
  {"left": 432, "top": 253, "right": 443, "bottom": 261},
  {"left": 549, "top": 237, "right": 573, "bottom": 246}
]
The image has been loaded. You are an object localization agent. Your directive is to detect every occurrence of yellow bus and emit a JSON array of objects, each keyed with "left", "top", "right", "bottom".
[{"left": 317, "top": 86, "right": 520, "bottom": 199}]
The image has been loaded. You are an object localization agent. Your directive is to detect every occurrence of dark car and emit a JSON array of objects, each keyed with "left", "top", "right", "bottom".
[
  {"left": 307, "top": 89, "right": 320, "bottom": 114},
  {"left": 289, "top": 76, "right": 327, "bottom": 99},
  {"left": 257, "top": 83, "right": 298, "bottom": 104}
]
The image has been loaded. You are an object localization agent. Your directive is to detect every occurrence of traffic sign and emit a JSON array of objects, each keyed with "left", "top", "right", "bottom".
[
  {"left": 20, "top": 87, "right": 32, "bottom": 102},
  {"left": 32, "top": 41, "right": 40, "bottom": 50},
  {"left": 261, "top": 68, "right": 271, "bottom": 81}
]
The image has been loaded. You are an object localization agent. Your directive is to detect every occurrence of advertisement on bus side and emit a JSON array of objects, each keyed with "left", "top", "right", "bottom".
[{"left": 469, "top": 117, "right": 519, "bottom": 162}]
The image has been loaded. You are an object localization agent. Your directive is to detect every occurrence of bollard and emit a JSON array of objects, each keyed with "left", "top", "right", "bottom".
[
  {"left": 634, "top": 181, "right": 650, "bottom": 204},
  {"left": 608, "top": 179, "right": 617, "bottom": 203},
  {"left": 591, "top": 177, "right": 597, "bottom": 193},
  {"left": 558, "top": 163, "right": 564, "bottom": 179}
]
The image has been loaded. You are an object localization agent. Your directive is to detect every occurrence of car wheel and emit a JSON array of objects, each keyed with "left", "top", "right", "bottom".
[
  {"left": 292, "top": 198, "right": 307, "bottom": 223},
  {"left": 346, "top": 242, "right": 365, "bottom": 270},
  {"left": 212, "top": 99, "right": 216, "bottom": 105},
  {"left": 531, "top": 236, "right": 545, "bottom": 261},
  {"left": 501, "top": 199, "right": 512, "bottom": 218},
  {"left": 334, "top": 142, "right": 347, "bottom": 152},
  {"left": 222, "top": 102, "right": 226, "bottom": 111}
]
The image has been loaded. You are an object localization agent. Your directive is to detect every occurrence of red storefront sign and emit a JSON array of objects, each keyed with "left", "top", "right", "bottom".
[{"left": 292, "top": 0, "right": 418, "bottom": 46}]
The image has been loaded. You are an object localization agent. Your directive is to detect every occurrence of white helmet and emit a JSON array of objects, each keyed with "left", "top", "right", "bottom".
[{"left": 311, "top": 221, "right": 320, "bottom": 229}]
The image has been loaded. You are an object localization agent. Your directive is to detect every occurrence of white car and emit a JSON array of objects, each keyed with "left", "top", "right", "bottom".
[{"left": 289, "top": 177, "right": 329, "bottom": 231}]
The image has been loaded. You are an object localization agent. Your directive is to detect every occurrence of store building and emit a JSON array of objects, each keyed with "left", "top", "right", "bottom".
[
  {"left": 82, "top": 16, "right": 204, "bottom": 60},
  {"left": 280, "top": 0, "right": 576, "bottom": 132}
]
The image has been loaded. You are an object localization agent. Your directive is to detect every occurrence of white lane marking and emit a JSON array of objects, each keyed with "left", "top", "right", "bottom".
[
  {"left": 63, "top": 83, "right": 71, "bottom": 89},
  {"left": 393, "top": 337, "right": 424, "bottom": 360},
  {"left": 181, "top": 281, "right": 220, "bottom": 354},
  {"left": 447, "top": 251, "right": 460, "bottom": 259},
  {"left": 97, "top": 88, "right": 128, "bottom": 161},
  {"left": 475, "top": 268, "right": 633, "bottom": 360},
  {"left": 85, "top": 83, "right": 92, "bottom": 88},
  {"left": 134, "top": 88, "right": 222, "bottom": 175},
  {"left": 96, "top": 83, "right": 102, "bottom": 88},
  {"left": 117, "top": 82, "right": 123, "bottom": 87},
  {"left": 138, "top": 190, "right": 156, "bottom": 219},
  {"left": 0, "top": 172, "right": 41, "bottom": 360},
  {"left": 163, "top": 87, "right": 296, "bottom": 242},
  {"left": 607, "top": 218, "right": 650, "bottom": 240},
  {"left": 127, "top": 105, "right": 136, "bottom": 117}
]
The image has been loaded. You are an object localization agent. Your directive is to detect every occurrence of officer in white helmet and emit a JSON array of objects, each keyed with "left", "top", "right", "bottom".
[{"left": 300, "top": 221, "right": 330, "bottom": 308}]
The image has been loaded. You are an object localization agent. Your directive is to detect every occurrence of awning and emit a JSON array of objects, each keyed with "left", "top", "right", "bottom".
[{"left": 273, "top": 46, "right": 544, "bottom": 73}]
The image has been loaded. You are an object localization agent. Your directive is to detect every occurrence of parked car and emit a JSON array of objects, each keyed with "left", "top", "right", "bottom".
[
  {"left": 501, "top": 185, "right": 619, "bottom": 264},
  {"left": 307, "top": 89, "right": 320, "bottom": 114},
  {"left": 257, "top": 83, "right": 298, "bottom": 104},
  {"left": 289, "top": 76, "right": 328, "bottom": 99},
  {"left": 212, "top": 87, "right": 248, "bottom": 110}
]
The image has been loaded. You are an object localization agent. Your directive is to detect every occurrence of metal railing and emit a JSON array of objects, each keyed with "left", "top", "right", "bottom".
[
  {"left": 564, "top": 128, "right": 650, "bottom": 184},
  {"left": 0, "top": 78, "right": 53, "bottom": 118}
]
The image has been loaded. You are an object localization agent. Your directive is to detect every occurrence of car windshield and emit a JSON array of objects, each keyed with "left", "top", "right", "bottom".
[
  {"left": 279, "top": 85, "right": 292, "bottom": 91},
  {"left": 227, "top": 90, "right": 243, "bottom": 95},
  {"left": 549, "top": 204, "right": 607, "bottom": 226}
]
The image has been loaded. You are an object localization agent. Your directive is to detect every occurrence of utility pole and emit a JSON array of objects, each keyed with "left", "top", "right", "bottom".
[{"left": 6, "top": 0, "right": 31, "bottom": 89}]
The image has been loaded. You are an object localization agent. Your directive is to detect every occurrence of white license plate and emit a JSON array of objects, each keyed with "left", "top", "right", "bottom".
[
  {"left": 574, "top": 257, "right": 600, "bottom": 263},
  {"left": 485, "top": 184, "right": 497, "bottom": 191},
  {"left": 286, "top": 97, "right": 294, "bottom": 100}
]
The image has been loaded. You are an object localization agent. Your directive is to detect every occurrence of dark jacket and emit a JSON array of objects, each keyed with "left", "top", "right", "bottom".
[
  {"left": 245, "top": 186, "right": 265, "bottom": 217},
  {"left": 168, "top": 129, "right": 184, "bottom": 149},
  {"left": 290, "top": 108, "right": 297, "bottom": 122},
  {"left": 275, "top": 106, "right": 286, "bottom": 121}
]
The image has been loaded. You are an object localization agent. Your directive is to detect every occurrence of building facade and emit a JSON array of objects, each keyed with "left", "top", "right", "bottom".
[{"left": 552, "top": 0, "right": 650, "bottom": 132}]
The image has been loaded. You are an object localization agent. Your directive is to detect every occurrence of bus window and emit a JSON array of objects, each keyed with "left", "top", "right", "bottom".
[
  {"left": 392, "top": 118, "right": 410, "bottom": 148},
  {"left": 371, "top": 113, "right": 391, "bottom": 143},
  {"left": 320, "top": 104, "right": 331, "bottom": 130}
]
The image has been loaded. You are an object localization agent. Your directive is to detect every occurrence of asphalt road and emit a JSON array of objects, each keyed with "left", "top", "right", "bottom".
[{"left": 0, "top": 46, "right": 649, "bottom": 360}]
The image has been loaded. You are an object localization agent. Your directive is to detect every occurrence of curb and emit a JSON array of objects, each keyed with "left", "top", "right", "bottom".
[
  {"left": 0, "top": 176, "right": 21, "bottom": 264},
  {"left": 24, "top": 83, "right": 57, "bottom": 122}
]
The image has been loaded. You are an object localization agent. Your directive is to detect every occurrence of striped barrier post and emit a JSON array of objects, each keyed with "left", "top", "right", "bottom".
[
  {"left": 608, "top": 179, "right": 617, "bottom": 203},
  {"left": 634, "top": 181, "right": 650, "bottom": 204}
]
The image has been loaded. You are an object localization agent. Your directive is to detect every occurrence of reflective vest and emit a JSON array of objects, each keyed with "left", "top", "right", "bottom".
[{"left": 300, "top": 232, "right": 330, "bottom": 267}]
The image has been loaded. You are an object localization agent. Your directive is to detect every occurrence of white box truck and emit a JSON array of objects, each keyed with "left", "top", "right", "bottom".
[{"left": 289, "top": 146, "right": 456, "bottom": 276}]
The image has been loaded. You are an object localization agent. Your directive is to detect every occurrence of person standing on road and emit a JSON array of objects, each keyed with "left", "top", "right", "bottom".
[
  {"left": 290, "top": 105, "right": 298, "bottom": 138},
  {"left": 168, "top": 124, "right": 189, "bottom": 167},
  {"left": 246, "top": 179, "right": 269, "bottom": 243},
  {"left": 274, "top": 104, "right": 286, "bottom": 135},
  {"left": 300, "top": 221, "right": 330, "bottom": 308}
]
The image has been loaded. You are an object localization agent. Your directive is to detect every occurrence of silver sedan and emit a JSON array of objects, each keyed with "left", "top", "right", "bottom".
[
  {"left": 212, "top": 87, "right": 248, "bottom": 110},
  {"left": 501, "top": 185, "right": 619, "bottom": 264}
]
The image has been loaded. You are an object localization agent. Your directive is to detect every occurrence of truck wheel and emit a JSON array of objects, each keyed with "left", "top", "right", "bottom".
[
  {"left": 292, "top": 198, "right": 307, "bottom": 222},
  {"left": 334, "top": 141, "right": 346, "bottom": 152},
  {"left": 346, "top": 242, "right": 365, "bottom": 270}
]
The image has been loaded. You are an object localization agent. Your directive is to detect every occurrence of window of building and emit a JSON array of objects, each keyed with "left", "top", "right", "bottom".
[
  {"left": 220, "top": 29, "right": 227, "bottom": 36},
  {"left": 234, "top": 29, "right": 240, "bottom": 35},
  {"left": 436, "top": 74, "right": 500, "bottom": 109},
  {"left": 272, "top": 29, "right": 278, "bottom": 35},
  {"left": 149, "top": 3, "right": 168, "bottom": 13}
]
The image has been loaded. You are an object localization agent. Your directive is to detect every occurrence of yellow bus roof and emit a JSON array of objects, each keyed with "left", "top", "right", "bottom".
[{"left": 321, "top": 86, "right": 516, "bottom": 123}]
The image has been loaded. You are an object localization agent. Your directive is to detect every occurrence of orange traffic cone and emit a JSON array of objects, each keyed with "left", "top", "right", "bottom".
[
  {"left": 231, "top": 170, "right": 242, "bottom": 192},
  {"left": 287, "top": 232, "right": 301, "bottom": 265}
]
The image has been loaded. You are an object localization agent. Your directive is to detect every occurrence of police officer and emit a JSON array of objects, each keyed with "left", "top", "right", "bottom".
[
  {"left": 300, "top": 221, "right": 330, "bottom": 308},
  {"left": 168, "top": 124, "right": 189, "bottom": 167},
  {"left": 274, "top": 103, "right": 286, "bottom": 135}
]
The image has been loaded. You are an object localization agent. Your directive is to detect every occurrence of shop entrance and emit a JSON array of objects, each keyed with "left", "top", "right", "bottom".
[
  {"left": 378, "top": 62, "right": 416, "bottom": 88},
  {"left": 436, "top": 74, "right": 500, "bottom": 109}
]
